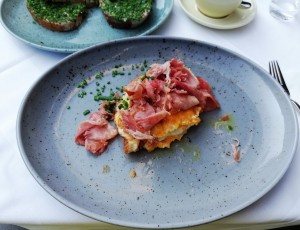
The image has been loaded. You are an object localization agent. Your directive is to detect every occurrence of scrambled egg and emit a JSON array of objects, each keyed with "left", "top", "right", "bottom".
[
  {"left": 145, "top": 106, "right": 202, "bottom": 152},
  {"left": 114, "top": 106, "right": 202, "bottom": 154}
]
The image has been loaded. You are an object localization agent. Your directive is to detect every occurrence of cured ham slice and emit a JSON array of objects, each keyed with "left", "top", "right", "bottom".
[
  {"left": 119, "top": 58, "right": 220, "bottom": 138},
  {"left": 146, "top": 59, "right": 220, "bottom": 110},
  {"left": 169, "top": 93, "right": 199, "bottom": 113},
  {"left": 75, "top": 58, "right": 220, "bottom": 155},
  {"left": 115, "top": 58, "right": 220, "bottom": 153},
  {"left": 75, "top": 112, "right": 118, "bottom": 155}
]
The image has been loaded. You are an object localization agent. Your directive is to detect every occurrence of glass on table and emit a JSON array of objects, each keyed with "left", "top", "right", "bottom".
[{"left": 269, "top": 0, "right": 300, "bottom": 21}]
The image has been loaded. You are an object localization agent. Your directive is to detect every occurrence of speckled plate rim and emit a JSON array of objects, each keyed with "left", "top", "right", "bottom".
[
  {"left": 178, "top": 0, "right": 257, "bottom": 30},
  {"left": 0, "top": 0, "right": 173, "bottom": 53},
  {"left": 16, "top": 36, "right": 298, "bottom": 229}
]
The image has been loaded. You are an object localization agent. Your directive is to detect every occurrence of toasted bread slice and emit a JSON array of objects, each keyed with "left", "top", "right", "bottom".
[
  {"left": 114, "top": 103, "right": 140, "bottom": 153},
  {"left": 99, "top": 0, "right": 152, "bottom": 29},
  {"left": 27, "top": 0, "right": 87, "bottom": 32}
]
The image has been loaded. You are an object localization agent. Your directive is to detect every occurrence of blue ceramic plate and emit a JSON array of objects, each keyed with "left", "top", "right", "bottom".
[
  {"left": 17, "top": 37, "right": 298, "bottom": 228},
  {"left": 0, "top": 0, "right": 173, "bottom": 53}
]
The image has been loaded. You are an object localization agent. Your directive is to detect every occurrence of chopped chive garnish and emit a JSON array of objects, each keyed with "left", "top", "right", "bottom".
[
  {"left": 109, "top": 89, "right": 115, "bottom": 96},
  {"left": 116, "top": 86, "right": 124, "bottom": 92},
  {"left": 114, "top": 64, "right": 122, "bottom": 68},
  {"left": 118, "top": 99, "right": 129, "bottom": 110},
  {"left": 95, "top": 72, "right": 104, "bottom": 79},
  {"left": 83, "top": 109, "right": 90, "bottom": 116},
  {"left": 78, "top": 90, "right": 87, "bottom": 98},
  {"left": 77, "top": 79, "right": 88, "bottom": 88},
  {"left": 94, "top": 95, "right": 120, "bottom": 101},
  {"left": 104, "top": 101, "right": 117, "bottom": 114},
  {"left": 143, "top": 60, "right": 148, "bottom": 68},
  {"left": 141, "top": 75, "right": 154, "bottom": 81},
  {"left": 112, "top": 70, "right": 125, "bottom": 77}
]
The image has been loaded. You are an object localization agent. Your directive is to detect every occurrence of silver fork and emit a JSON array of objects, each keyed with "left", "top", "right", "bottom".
[{"left": 269, "top": 60, "right": 300, "bottom": 110}]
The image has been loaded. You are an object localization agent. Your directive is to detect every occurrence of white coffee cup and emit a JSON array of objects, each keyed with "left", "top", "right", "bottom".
[{"left": 195, "top": 0, "right": 243, "bottom": 18}]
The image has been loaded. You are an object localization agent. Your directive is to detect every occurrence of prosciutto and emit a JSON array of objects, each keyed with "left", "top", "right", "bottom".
[
  {"left": 120, "top": 58, "right": 220, "bottom": 139},
  {"left": 75, "top": 58, "right": 220, "bottom": 154},
  {"left": 75, "top": 112, "right": 118, "bottom": 155}
]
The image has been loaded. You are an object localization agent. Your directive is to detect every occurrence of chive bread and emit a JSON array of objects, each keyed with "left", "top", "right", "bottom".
[
  {"left": 99, "top": 0, "right": 153, "bottom": 29},
  {"left": 27, "top": 0, "right": 87, "bottom": 32},
  {"left": 45, "top": 0, "right": 98, "bottom": 8}
]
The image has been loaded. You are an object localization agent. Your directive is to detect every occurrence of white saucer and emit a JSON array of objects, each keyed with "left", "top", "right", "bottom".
[{"left": 178, "top": 0, "right": 257, "bottom": 30}]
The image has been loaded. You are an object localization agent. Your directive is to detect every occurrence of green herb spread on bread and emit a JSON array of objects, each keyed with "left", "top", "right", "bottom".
[
  {"left": 45, "top": 0, "right": 98, "bottom": 8},
  {"left": 99, "top": 0, "right": 153, "bottom": 29},
  {"left": 27, "top": 0, "right": 87, "bottom": 31},
  {"left": 27, "top": 0, "right": 153, "bottom": 32}
]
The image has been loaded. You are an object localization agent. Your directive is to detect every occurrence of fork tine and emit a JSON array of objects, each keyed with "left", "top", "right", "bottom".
[
  {"left": 269, "top": 60, "right": 300, "bottom": 111},
  {"left": 270, "top": 60, "right": 279, "bottom": 82},
  {"left": 274, "top": 61, "right": 290, "bottom": 95},
  {"left": 269, "top": 60, "right": 278, "bottom": 81},
  {"left": 269, "top": 61, "right": 272, "bottom": 76}
]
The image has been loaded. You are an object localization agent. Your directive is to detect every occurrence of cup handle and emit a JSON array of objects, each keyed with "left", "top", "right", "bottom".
[{"left": 239, "top": 1, "right": 252, "bottom": 9}]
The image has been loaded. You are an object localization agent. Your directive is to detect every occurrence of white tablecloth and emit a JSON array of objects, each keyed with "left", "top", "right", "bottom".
[{"left": 1, "top": 0, "right": 300, "bottom": 229}]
